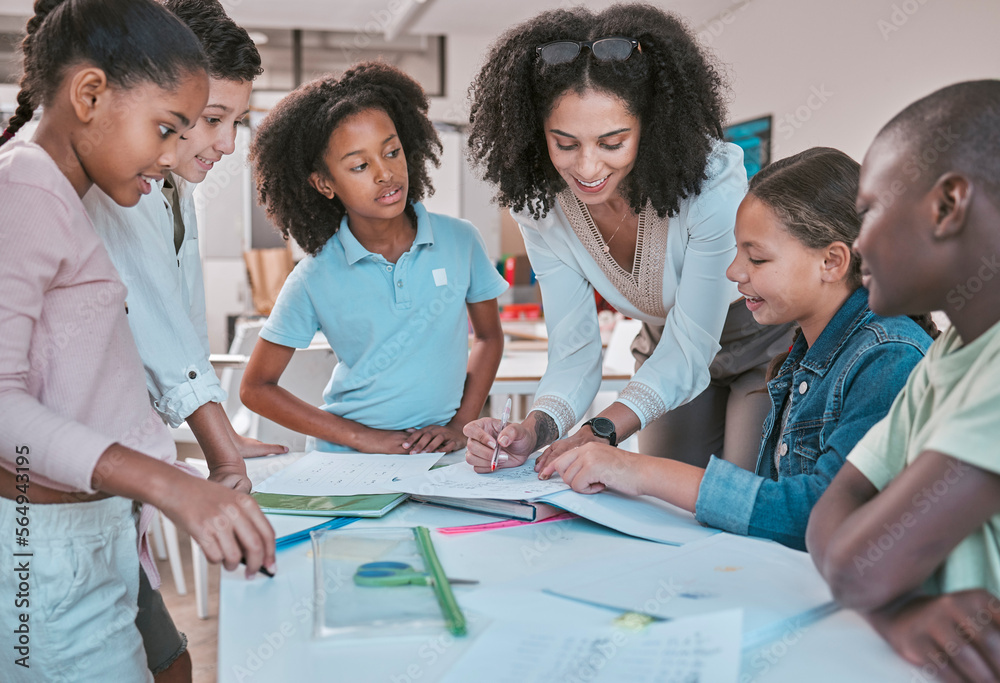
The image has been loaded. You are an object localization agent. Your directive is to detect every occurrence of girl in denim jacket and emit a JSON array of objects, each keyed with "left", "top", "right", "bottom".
[{"left": 540, "top": 147, "right": 936, "bottom": 550}]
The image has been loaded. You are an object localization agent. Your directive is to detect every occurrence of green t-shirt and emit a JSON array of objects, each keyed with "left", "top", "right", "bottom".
[{"left": 848, "top": 318, "right": 1000, "bottom": 595}]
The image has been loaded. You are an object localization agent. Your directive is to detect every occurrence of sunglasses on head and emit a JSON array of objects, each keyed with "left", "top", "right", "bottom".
[{"left": 535, "top": 37, "right": 641, "bottom": 65}]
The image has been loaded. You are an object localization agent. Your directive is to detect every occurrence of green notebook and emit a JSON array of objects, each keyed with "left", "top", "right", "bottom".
[{"left": 252, "top": 491, "right": 408, "bottom": 517}]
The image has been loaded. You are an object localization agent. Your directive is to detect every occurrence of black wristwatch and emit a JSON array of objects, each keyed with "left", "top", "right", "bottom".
[{"left": 583, "top": 417, "right": 618, "bottom": 446}]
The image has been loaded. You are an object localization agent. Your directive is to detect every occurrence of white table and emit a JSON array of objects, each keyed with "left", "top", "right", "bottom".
[{"left": 217, "top": 502, "right": 919, "bottom": 682}]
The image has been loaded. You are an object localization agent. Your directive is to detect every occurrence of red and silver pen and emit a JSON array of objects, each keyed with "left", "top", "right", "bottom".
[{"left": 490, "top": 397, "right": 512, "bottom": 472}]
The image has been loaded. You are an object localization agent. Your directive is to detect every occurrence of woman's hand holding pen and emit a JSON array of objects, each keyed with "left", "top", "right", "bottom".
[{"left": 463, "top": 418, "right": 536, "bottom": 473}]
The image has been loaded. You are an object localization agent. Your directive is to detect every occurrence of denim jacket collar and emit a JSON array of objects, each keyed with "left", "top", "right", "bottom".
[{"left": 786, "top": 287, "right": 872, "bottom": 378}]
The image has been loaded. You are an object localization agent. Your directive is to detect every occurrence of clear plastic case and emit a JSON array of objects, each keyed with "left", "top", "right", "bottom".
[{"left": 311, "top": 526, "right": 466, "bottom": 640}]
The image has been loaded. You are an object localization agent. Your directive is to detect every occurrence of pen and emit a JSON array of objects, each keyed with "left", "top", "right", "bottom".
[
  {"left": 242, "top": 557, "right": 275, "bottom": 578},
  {"left": 490, "top": 397, "right": 512, "bottom": 473}
]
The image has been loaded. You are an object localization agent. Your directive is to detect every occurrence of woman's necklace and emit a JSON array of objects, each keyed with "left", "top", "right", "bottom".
[{"left": 601, "top": 207, "right": 630, "bottom": 254}]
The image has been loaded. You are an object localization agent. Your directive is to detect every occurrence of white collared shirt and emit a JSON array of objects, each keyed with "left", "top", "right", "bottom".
[
  {"left": 513, "top": 142, "right": 747, "bottom": 436},
  {"left": 84, "top": 174, "right": 226, "bottom": 427}
]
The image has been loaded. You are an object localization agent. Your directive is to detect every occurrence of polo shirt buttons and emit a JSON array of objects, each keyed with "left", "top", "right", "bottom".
[
  {"left": 397, "top": 281, "right": 403, "bottom": 287},
  {"left": 386, "top": 265, "right": 393, "bottom": 272},
  {"left": 798, "top": 381, "right": 808, "bottom": 394},
  {"left": 778, "top": 442, "right": 789, "bottom": 456},
  {"left": 188, "top": 370, "right": 197, "bottom": 379}
]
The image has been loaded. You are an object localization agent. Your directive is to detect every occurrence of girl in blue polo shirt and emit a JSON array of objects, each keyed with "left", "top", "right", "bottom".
[
  {"left": 540, "top": 148, "right": 936, "bottom": 550},
  {"left": 242, "top": 63, "right": 507, "bottom": 454}
]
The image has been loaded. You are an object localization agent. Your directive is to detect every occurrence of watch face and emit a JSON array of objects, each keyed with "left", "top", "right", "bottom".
[{"left": 589, "top": 417, "right": 615, "bottom": 439}]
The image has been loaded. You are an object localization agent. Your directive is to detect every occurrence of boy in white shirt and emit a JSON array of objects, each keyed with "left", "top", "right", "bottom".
[{"left": 83, "top": 1, "right": 282, "bottom": 679}]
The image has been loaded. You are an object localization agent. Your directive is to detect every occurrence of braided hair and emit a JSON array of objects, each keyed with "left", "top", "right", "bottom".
[
  {"left": 466, "top": 3, "right": 728, "bottom": 220},
  {"left": 1, "top": 0, "right": 206, "bottom": 147},
  {"left": 250, "top": 62, "right": 442, "bottom": 256}
]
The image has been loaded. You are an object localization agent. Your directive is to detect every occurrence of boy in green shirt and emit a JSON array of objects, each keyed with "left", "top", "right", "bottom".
[{"left": 808, "top": 80, "right": 1000, "bottom": 682}]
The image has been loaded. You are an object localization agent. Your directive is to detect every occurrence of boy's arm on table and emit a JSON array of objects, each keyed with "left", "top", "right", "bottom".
[
  {"left": 810, "top": 451, "right": 1000, "bottom": 610},
  {"left": 809, "top": 455, "right": 1000, "bottom": 680},
  {"left": 94, "top": 443, "right": 275, "bottom": 578},
  {"left": 240, "top": 338, "right": 410, "bottom": 454},
  {"left": 405, "top": 298, "right": 504, "bottom": 454}
]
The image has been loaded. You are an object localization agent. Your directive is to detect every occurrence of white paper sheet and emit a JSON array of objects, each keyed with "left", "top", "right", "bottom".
[
  {"left": 441, "top": 610, "right": 743, "bottom": 683},
  {"left": 545, "top": 534, "right": 835, "bottom": 638},
  {"left": 253, "top": 451, "right": 442, "bottom": 496},
  {"left": 387, "top": 456, "right": 570, "bottom": 499},
  {"left": 540, "top": 489, "right": 721, "bottom": 545}
]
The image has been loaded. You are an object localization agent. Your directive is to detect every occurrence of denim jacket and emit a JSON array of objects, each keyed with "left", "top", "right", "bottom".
[{"left": 694, "top": 287, "right": 931, "bottom": 550}]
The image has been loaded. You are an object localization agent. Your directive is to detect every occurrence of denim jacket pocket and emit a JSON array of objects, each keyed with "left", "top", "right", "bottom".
[{"left": 781, "top": 421, "right": 823, "bottom": 476}]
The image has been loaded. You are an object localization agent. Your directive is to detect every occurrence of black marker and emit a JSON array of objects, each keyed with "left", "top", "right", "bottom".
[{"left": 242, "top": 558, "right": 275, "bottom": 578}]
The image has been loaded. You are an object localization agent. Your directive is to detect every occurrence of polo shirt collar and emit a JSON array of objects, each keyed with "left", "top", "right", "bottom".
[
  {"left": 335, "top": 201, "right": 434, "bottom": 265},
  {"left": 411, "top": 201, "right": 435, "bottom": 247},
  {"left": 336, "top": 216, "right": 371, "bottom": 265}
]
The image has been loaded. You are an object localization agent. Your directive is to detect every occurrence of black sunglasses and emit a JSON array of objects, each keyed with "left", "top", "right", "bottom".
[{"left": 535, "top": 37, "right": 641, "bottom": 65}]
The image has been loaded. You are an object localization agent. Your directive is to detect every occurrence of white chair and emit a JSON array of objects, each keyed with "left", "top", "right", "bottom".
[{"left": 176, "top": 318, "right": 336, "bottom": 617}]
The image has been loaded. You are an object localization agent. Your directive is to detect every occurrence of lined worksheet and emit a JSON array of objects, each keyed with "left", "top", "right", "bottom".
[
  {"left": 253, "top": 452, "right": 442, "bottom": 496},
  {"left": 441, "top": 610, "right": 742, "bottom": 683},
  {"left": 387, "top": 456, "right": 570, "bottom": 499}
]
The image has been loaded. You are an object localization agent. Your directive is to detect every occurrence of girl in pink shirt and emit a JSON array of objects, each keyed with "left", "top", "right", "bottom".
[{"left": 0, "top": 1, "right": 274, "bottom": 680}]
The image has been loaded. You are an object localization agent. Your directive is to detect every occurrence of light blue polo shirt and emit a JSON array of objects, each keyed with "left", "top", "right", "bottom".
[{"left": 259, "top": 202, "right": 508, "bottom": 451}]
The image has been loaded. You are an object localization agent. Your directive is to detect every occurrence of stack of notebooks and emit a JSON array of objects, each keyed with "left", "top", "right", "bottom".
[
  {"left": 407, "top": 495, "right": 561, "bottom": 522},
  {"left": 253, "top": 491, "right": 408, "bottom": 518},
  {"left": 250, "top": 451, "right": 443, "bottom": 518}
]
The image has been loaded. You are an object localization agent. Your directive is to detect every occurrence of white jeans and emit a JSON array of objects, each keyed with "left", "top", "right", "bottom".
[{"left": 0, "top": 496, "right": 152, "bottom": 682}]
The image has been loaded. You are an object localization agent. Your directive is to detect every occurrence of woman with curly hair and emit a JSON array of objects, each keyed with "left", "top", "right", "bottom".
[
  {"left": 464, "top": 4, "right": 794, "bottom": 474},
  {"left": 241, "top": 62, "right": 507, "bottom": 455}
]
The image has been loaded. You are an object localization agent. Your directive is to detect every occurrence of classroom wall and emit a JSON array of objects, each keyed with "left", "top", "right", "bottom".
[
  {"left": 423, "top": 1, "right": 999, "bottom": 167},
  {"left": 701, "top": 0, "right": 1000, "bottom": 162}
]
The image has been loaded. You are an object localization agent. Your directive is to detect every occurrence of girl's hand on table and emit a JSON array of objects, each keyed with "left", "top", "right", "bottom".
[
  {"left": 535, "top": 426, "right": 609, "bottom": 473},
  {"left": 539, "top": 443, "right": 647, "bottom": 496},
  {"left": 351, "top": 426, "right": 412, "bottom": 454},
  {"left": 404, "top": 424, "right": 466, "bottom": 454},
  {"left": 233, "top": 434, "right": 289, "bottom": 459}
]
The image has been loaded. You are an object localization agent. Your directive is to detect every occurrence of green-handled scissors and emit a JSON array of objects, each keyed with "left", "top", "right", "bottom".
[{"left": 353, "top": 561, "right": 478, "bottom": 587}]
